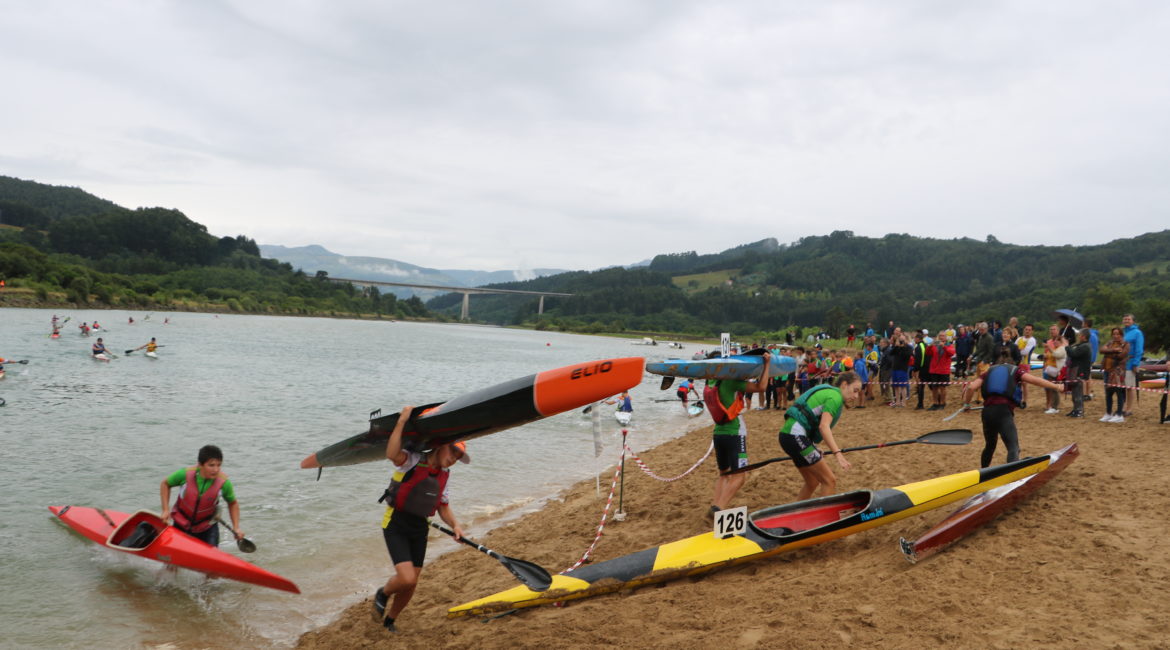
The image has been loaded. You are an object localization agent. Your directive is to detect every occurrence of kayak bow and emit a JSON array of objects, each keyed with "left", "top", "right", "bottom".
[
  {"left": 49, "top": 506, "right": 299, "bottom": 593},
  {"left": 448, "top": 452, "right": 1053, "bottom": 617}
]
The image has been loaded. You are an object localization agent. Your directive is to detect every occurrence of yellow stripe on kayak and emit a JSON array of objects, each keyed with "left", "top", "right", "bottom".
[
  {"left": 451, "top": 574, "right": 591, "bottom": 613},
  {"left": 652, "top": 533, "right": 767, "bottom": 571}
]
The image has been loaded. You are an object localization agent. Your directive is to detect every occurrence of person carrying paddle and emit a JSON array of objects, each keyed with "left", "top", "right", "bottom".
[
  {"left": 778, "top": 371, "right": 860, "bottom": 500},
  {"left": 704, "top": 354, "right": 772, "bottom": 520},
  {"left": 134, "top": 337, "right": 159, "bottom": 354},
  {"left": 160, "top": 444, "right": 242, "bottom": 547},
  {"left": 376, "top": 405, "right": 468, "bottom": 633},
  {"left": 960, "top": 347, "right": 1063, "bottom": 467}
]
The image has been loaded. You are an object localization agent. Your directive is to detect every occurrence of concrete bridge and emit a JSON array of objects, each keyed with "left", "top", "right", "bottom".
[{"left": 326, "top": 277, "right": 573, "bottom": 320}]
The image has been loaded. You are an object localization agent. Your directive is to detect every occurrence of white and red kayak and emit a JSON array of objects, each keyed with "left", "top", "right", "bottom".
[
  {"left": 899, "top": 443, "right": 1079, "bottom": 563},
  {"left": 48, "top": 506, "right": 299, "bottom": 593},
  {"left": 92, "top": 354, "right": 111, "bottom": 363}
]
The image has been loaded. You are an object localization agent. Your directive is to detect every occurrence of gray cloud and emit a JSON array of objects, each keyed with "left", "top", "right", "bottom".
[{"left": 2, "top": 1, "right": 1168, "bottom": 270}]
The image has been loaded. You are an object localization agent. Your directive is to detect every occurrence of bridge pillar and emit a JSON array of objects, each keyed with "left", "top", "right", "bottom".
[
  {"left": 460, "top": 292, "right": 470, "bottom": 321},
  {"left": 538, "top": 295, "right": 545, "bottom": 315}
]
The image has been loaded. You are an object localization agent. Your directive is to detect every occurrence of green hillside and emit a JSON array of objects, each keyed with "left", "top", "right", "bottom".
[
  {"left": 0, "top": 177, "right": 430, "bottom": 319},
  {"left": 426, "top": 231, "right": 1170, "bottom": 352}
]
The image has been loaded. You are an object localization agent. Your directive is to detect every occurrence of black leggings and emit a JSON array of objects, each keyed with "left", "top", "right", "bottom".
[
  {"left": 1105, "top": 385, "right": 1126, "bottom": 415},
  {"left": 980, "top": 404, "right": 1019, "bottom": 468}
]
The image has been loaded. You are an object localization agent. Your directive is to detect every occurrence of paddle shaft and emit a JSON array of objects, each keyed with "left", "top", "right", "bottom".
[
  {"left": 215, "top": 516, "right": 256, "bottom": 552},
  {"left": 729, "top": 430, "right": 972, "bottom": 475},
  {"left": 429, "top": 521, "right": 553, "bottom": 591}
]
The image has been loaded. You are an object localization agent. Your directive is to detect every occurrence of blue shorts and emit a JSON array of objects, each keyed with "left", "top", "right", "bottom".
[{"left": 892, "top": 370, "right": 909, "bottom": 387}]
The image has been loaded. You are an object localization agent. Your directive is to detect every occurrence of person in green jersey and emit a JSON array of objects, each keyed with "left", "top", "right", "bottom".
[
  {"left": 160, "top": 445, "right": 241, "bottom": 547},
  {"left": 702, "top": 354, "right": 771, "bottom": 521},
  {"left": 778, "top": 371, "right": 861, "bottom": 500}
]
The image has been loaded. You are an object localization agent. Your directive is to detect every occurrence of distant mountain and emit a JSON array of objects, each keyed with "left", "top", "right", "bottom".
[{"left": 258, "top": 244, "right": 568, "bottom": 298}]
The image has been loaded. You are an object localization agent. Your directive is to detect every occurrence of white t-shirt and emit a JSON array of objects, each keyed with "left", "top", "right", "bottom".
[{"left": 1017, "top": 336, "right": 1037, "bottom": 362}]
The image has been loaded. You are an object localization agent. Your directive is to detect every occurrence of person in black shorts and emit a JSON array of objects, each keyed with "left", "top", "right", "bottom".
[
  {"left": 960, "top": 347, "right": 1062, "bottom": 467},
  {"left": 375, "top": 406, "right": 468, "bottom": 633}
]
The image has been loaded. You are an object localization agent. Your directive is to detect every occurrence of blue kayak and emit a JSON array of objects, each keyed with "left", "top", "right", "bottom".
[{"left": 647, "top": 350, "right": 797, "bottom": 382}]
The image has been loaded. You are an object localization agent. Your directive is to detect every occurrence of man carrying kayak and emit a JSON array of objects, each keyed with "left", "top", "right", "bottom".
[
  {"left": 777, "top": 371, "right": 860, "bottom": 500},
  {"left": 160, "top": 444, "right": 243, "bottom": 546},
  {"left": 376, "top": 405, "right": 468, "bottom": 633},
  {"left": 704, "top": 353, "right": 771, "bottom": 520}
]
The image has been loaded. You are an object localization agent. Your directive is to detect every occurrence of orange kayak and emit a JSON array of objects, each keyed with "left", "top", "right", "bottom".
[
  {"left": 48, "top": 506, "right": 299, "bottom": 593},
  {"left": 302, "top": 357, "right": 645, "bottom": 469}
]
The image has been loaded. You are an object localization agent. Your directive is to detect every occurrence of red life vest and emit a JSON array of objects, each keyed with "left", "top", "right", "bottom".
[
  {"left": 703, "top": 381, "right": 745, "bottom": 425},
  {"left": 171, "top": 469, "right": 224, "bottom": 534},
  {"left": 382, "top": 460, "right": 449, "bottom": 518}
]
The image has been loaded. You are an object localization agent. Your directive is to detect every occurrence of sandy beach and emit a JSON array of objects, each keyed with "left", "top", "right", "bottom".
[{"left": 296, "top": 384, "right": 1170, "bottom": 649}]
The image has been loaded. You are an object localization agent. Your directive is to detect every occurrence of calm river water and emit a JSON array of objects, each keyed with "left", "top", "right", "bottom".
[{"left": 0, "top": 308, "right": 707, "bottom": 648}]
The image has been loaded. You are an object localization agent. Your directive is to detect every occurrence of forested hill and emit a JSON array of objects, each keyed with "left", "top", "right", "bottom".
[
  {"left": 426, "top": 230, "right": 1170, "bottom": 349},
  {"left": 0, "top": 175, "right": 427, "bottom": 318}
]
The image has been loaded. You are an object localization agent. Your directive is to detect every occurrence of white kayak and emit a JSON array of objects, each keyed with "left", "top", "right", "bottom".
[
  {"left": 92, "top": 354, "right": 110, "bottom": 363},
  {"left": 615, "top": 411, "right": 632, "bottom": 426},
  {"left": 145, "top": 351, "right": 158, "bottom": 359}
]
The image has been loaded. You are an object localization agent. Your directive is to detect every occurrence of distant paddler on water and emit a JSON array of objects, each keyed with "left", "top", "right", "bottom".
[
  {"left": 91, "top": 337, "right": 115, "bottom": 362},
  {"left": 127, "top": 337, "right": 161, "bottom": 357}
]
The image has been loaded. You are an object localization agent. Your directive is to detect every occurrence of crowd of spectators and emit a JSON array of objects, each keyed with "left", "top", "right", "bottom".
[{"left": 753, "top": 313, "right": 1164, "bottom": 424}]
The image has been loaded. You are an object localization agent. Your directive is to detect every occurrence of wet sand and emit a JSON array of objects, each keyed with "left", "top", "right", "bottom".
[{"left": 296, "top": 384, "right": 1170, "bottom": 649}]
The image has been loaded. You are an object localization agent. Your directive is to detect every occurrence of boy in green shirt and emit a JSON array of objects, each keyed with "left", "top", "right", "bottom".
[{"left": 160, "top": 445, "right": 242, "bottom": 547}]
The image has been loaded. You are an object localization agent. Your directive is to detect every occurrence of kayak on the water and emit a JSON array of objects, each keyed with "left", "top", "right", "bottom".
[
  {"left": 900, "top": 443, "right": 1079, "bottom": 564},
  {"left": 48, "top": 506, "right": 299, "bottom": 593},
  {"left": 448, "top": 451, "right": 1057, "bottom": 617},
  {"left": 301, "top": 357, "right": 646, "bottom": 470}
]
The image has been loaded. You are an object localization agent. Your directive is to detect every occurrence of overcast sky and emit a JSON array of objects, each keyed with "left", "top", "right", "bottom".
[{"left": 3, "top": 1, "right": 1168, "bottom": 272}]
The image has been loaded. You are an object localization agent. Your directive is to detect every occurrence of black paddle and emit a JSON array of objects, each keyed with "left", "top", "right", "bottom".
[
  {"left": 430, "top": 521, "right": 552, "bottom": 591},
  {"left": 728, "top": 429, "right": 974, "bottom": 475},
  {"left": 2, "top": 359, "right": 30, "bottom": 364},
  {"left": 216, "top": 516, "right": 257, "bottom": 553}
]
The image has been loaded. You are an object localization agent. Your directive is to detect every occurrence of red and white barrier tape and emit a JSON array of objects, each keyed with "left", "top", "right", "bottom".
[
  {"left": 623, "top": 441, "right": 713, "bottom": 482},
  {"left": 560, "top": 448, "right": 624, "bottom": 574}
]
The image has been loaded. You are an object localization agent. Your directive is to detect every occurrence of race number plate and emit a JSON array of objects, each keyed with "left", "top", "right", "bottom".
[{"left": 713, "top": 506, "right": 747, "bottom": 539}]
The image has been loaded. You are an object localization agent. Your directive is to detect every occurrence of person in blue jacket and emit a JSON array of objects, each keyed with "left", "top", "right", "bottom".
[{"left": 1122, "top": 314, "right": 1144, "bottom": 416}]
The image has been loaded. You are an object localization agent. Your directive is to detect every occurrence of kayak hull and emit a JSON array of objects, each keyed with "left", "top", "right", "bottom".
[
  {"left": 145, "top": 351, "right": 159, "bottom": 359},
  {"left": 48, "top": 506, "right": 299, "bottom": 593},
  {"left": 448, "top": 453, "right": 1054, "bottom": 617},
  {"left": 302, "top": 357, "right": 645, "bottom": 469},
  {"left": 615, "top": 411, "right": 632, "bottom": 426},
  {"left": 900, "top": 443, "right": 1079, "bottom": 563},
  {"left": 647, "top": 351, "right": 796, "bottom": 382}
]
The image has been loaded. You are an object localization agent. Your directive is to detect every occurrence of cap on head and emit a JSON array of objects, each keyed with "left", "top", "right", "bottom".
[{"left": 452, "top": 441, "right": 471, "bottom": 464}]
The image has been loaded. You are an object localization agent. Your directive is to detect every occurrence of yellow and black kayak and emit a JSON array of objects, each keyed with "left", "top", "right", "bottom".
[{"left": 448, "top": 452, "right": 1054, "bottom": 617}]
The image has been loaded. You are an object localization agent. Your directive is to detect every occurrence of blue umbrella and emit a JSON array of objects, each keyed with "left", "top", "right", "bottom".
[{"left": 1054, "top": 308, "right": 1084, "bottom": 324}]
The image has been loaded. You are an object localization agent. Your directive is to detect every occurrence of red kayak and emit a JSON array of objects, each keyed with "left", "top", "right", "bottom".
[
  {"left": 48, "top": 506, "right": 299, "bottom": 593},
  {"left": 899, "top": 443, "right": 1079, "bottom": 563}
]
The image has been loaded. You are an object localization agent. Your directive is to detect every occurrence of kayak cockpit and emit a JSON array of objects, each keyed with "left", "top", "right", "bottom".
[
  {"left": 749, "top": 491, "right": 873, "bottom": 539},
  {"left": 106, "top": 511, "right": 165, "bottom": 550}
]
